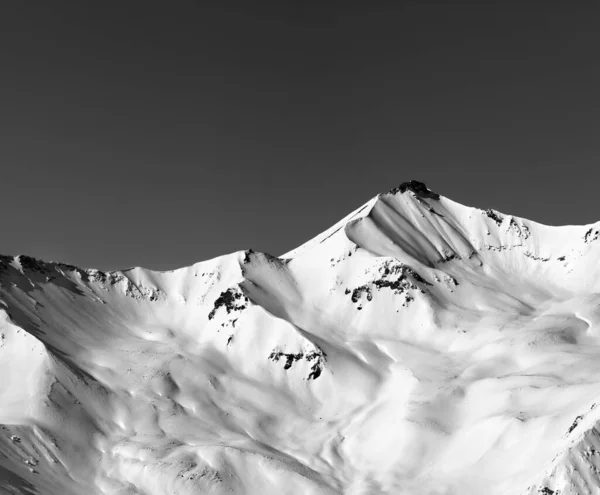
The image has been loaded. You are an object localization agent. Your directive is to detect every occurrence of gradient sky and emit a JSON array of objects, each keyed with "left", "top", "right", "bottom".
[{"left": 1, "top": 2, "right": 599, "bottom": 271}]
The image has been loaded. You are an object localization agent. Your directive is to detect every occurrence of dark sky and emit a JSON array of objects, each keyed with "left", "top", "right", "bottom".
[{"left": 1, "top": 2, "right": 599, "bottom": 271}]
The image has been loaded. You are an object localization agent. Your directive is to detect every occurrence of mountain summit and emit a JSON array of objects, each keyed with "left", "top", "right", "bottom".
[{"left": 1, "top": 183, "right": 600, "bottom": 494}]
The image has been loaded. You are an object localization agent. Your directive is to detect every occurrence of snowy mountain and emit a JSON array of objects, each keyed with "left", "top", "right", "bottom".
[{"left": 2, "top": 180, "right": 600, "bottom": 495}]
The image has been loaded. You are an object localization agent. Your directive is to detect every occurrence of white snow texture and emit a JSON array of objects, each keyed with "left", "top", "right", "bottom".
[{"left": 1, "top": 181, "right": 599, "bottom": 495}]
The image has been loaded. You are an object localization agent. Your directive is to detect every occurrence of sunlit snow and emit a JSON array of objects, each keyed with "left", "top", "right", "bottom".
[{"left": 1, "top": 181, "right": 599, "bottom": 494}]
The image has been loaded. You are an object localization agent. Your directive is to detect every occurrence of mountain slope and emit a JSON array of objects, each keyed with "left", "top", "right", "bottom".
[{"left": 2, "top": 181, "right": 600, "bottom": 494}]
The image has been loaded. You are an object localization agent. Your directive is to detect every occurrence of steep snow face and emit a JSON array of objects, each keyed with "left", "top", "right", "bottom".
[{"left": 2, "top": 181, "right": 600, "bottom": 495}]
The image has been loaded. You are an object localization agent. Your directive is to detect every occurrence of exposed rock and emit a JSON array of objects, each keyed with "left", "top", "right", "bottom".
[
  {"left": 523, "top": 252, "right": 550, "bottom": 262},
  {"left": 269, "top": 351, "right": 304, "bottom": 370},
  {"left": 269, "top": 347, "right": 327, "bottom": 380},
  {"left": 208, "top": 287, "right": 248, "bottom": 320},
  {"left": 508, "top": 218, "right": 531, "bottom": 239},
  {"left": 437, "top": 252, "right": 461, "bottom": 263},
  {"left": 566, "top": 415, "right": 583, "bottom": 436},
  {"left": 389, "top": 180, "right": 440, "bottom": 200},
  {"left": 345, "top": 260, "right": 430, "bottom": 308},
  {"left": 242, "top": 249, "right": 255, "bottom": 264},
  {"left": 584, "top": 228, "right": 600, "bottom": 244},
  {"left": 483, "top": 209, "right": 503, "bottom": 226}
]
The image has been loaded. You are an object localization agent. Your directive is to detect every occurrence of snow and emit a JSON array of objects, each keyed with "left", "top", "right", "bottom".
[{"left": 2, "top": 181, "right": 600, "bottom": 494}]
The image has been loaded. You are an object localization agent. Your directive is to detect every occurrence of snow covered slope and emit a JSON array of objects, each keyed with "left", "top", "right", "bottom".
[{"left": 2, "top": 180, "right": 600, "bottom": 494}]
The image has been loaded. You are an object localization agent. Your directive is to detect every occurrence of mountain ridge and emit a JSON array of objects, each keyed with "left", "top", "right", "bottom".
[
  {"left": 2, "top": 180, "right": 599, "bottom": 273},
  {"left": 2, "top": 181, "right": 600, "bottom": 494}
]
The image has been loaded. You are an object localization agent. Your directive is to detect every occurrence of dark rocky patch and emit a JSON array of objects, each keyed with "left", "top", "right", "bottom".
[
  {"left": 307, "top": 363, "right": 323, "bottom": 379},
  {"left": 351, "top": 286, "right": 373, "bottom": 303},
  {"left": 1, "top": 255, "right": 89, "bottom": 296},
  {"left": 566, "top": 414, "right": 583, "bottom": 435},
  {"left": 389, "top": 180, "right": 440, "bottom": 200},
  {"left": 565, "top": 403, "right": 598, "bottom": 437},
  {"left": 507, "top": 218, "right": 530, "bottom": 239},
  {"left": 242, "top": 249, "right": 255, "bottom": 263},
  {"left": 17, "top": 255, "right": 50, "bottom": 274},
  {"left": 306, "top": 349, "right": 327, "bottom": 380},
  {"left": 485, "top": 243, "right": 523, "bottom": 253},
  {"left": 584, "top": 228, "right": 600, "bottom": 244},
  {"left": 373, "top": 279, "right": 409, "bottom": 292},
  {"left": 345, "top": 260, "right": 431, "bottom": 308},
  {"left": 523, "top": 252, "right": 550, "bottom": 262},
  {"left": 85, "top": 269, "right": 126, "bottom": 287},
  {"left": 438, "top": 252, "right": 461, "bottom": 263},
  {"left": 269, "top": 351, "right": 304, "bottom": 370},
  {"left": 269, "top": 348, "right": 327, "bottom": 380},
  {"left": 79, "top": 269, "right": 164, "bottom": 301},
  {"left": 208, "top": 288, "right": 249, "bottom": 320},
  {"left": 484, "top": 209, "right": 503, "bottom": 226}
]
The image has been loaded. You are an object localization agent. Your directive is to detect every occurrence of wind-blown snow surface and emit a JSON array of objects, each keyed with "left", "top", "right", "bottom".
[{"left": 2, "top": 181, "right": 600, "bottom": 494}]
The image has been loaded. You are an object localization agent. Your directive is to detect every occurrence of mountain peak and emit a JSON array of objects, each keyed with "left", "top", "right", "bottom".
[
  {"left": 388, "top": 180, "right": 440, "bottom": 200},
  {"left": 4, "top": 180, "right": 600, "bottom": 495}
]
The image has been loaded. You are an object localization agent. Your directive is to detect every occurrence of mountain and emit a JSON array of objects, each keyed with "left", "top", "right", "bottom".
[{"left": 2, "top": 180, "right": 600, "bottom": 495}]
